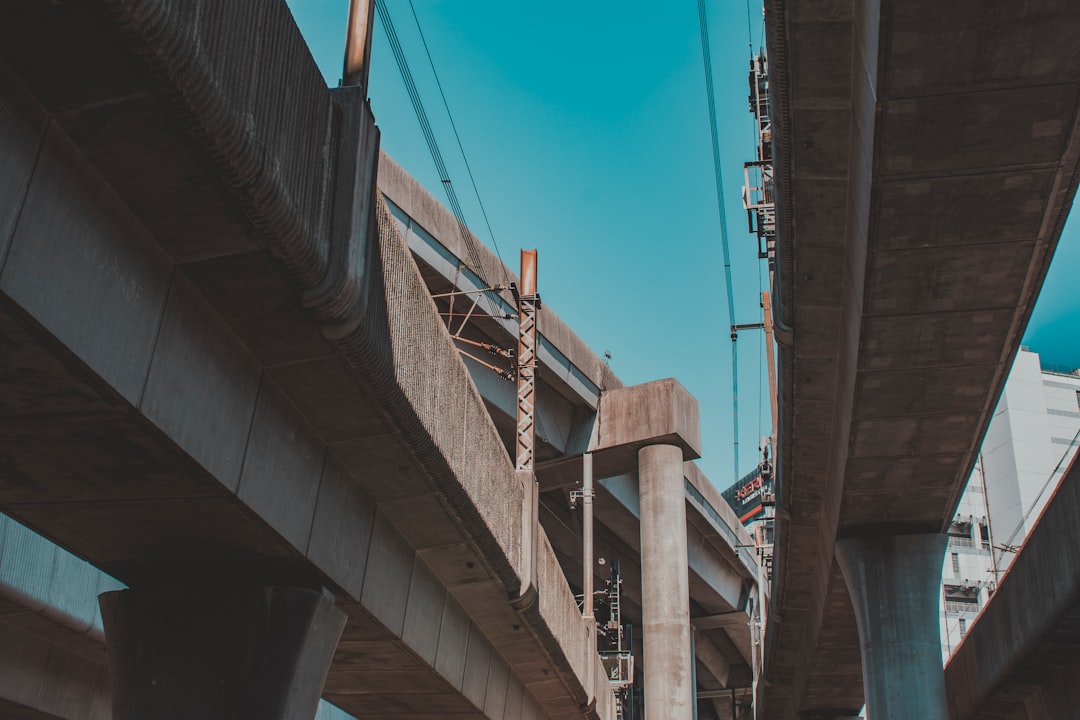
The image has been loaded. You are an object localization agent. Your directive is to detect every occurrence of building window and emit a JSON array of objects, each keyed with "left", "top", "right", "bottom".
[
  {"left": 1076, "top": 390, "right": 1080, "bottom": 410},
  {"left": 959, "top": 618, "right": 967, "bottom": 637},
  {"left": 951, "top": 553, "right": 960, "bottom": 576}
]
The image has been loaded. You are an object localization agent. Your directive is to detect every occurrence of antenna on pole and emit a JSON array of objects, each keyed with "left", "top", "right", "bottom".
[{"left": 515, "top": 249, "right": 539, "bottom": 470}]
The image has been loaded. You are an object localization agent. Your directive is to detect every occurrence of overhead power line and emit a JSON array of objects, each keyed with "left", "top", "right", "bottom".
[
  {"left": 406, "top": 1, "right": 508, "bottom": 285},
  {"left": 374, "top": 0, "right": 492, "bottom": 285},
  {"left": 998, "top": 423, "right": 1080, "bottom": 554},
  {"left": 696, "top": 0, "right": 742, "bottom": 480}
]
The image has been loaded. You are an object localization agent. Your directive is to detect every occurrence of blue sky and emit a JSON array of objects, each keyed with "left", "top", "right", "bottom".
[{"left": 286, "top": 1, "right": 1079, "bottom": 490}]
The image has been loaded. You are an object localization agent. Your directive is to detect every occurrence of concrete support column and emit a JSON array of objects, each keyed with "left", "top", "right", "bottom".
[
  {"left": 99, "top": 585, "right": 345, "bottom": 720},
  {"left": 640, "top": 443, "right": 692, "bottom": 720},
  {"left": 835, "top": 533, "right": 948, "bottom": 720}
]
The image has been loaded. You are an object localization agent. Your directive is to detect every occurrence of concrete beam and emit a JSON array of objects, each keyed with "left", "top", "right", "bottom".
[
  {"left": 946, "top": 454, "right": 1080, "bottom": 720},
  {"left": 693, "top": 614, "right": 748, "bottom": 631},
  {"left": 694, "top": 631, "right": 738, "bottom": 689},
  {"left": 593, "top": 379, "right": 701, "bottom": 478},
  {"left": 379, "top": 154, "right": 616, "bottom": 411},
  {"left": 0, "top": 13, "right": 616, "bottom": 719},
  {"left": 0, "top": 620, "right": 110, "bottom": 720},
  {"left": 595, "top": 474, "right": 752, "bottom": 616}
]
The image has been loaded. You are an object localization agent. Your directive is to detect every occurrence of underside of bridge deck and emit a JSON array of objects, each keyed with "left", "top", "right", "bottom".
[
  {"left": 0, "top": 2, "right": 622, "bottom": 719},
  {"left": 761, "top": 0, "right": 1080, "bottom": 717}
]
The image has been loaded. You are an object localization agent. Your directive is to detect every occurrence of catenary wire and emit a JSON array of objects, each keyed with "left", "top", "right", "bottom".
[
  {"left": 375, "top": 0, "right": 490, "bottom": 287},
  {"left": 406, "top": 0, "right": 509, "bottom": 287},
  {"left": 697, "top": 0, "right": 742, "bottom": 480}
]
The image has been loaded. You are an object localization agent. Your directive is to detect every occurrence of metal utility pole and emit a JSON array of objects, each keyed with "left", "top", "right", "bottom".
[
  {"left": 761, "top": 291, "right": 778, "bottom": 443},
  {"left": 342, "top": 0, "right": 375, "bottom": 89},
  {"left": 572, "top": 453, "right": 595, "bottom": 620},
  {"left": 515, "top": 249, "right": 538, "bottom": 470}
]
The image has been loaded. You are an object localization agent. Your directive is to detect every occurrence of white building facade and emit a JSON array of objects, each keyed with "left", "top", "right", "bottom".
[{"left": 939, "top": 348, "right": 1080, "bottom": 660}]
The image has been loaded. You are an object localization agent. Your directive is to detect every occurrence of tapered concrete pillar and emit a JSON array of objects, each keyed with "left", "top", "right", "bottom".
[
  {"left": 835, "top": 533, "right": 948, "bottom": 720},
  {"left": 640, "top": 443, "right": 693, "bottom": 720},
  {"left": 99, "top": 585, "right": 345, "bottom": 720}
]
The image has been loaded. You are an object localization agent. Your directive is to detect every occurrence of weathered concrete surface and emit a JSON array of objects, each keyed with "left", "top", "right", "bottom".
[
  {"left": 379, "top": 153, "right": 615, "bottom": 463},
  {"left": 640, "top": 445, "right": 693, "bottom": 720},
  {"left": 375, "top": 167, "right": 761, "bottom": 711},
  {"left": 597, "top": 378, "right": 701, "bottom": 471},
  {"left": 945, "top": 453, "right": 1080, "bottom": 720},
  {"left": 0, "top": 620, "right": 111, "bottom": 720},
  {"left": 0, "top": 2, "right": 617, "bottom": 718},
  {"left": 99, "top": 587, "right": 344, "bottom": 720},
  {"left": 836, "top": 534, "right": 948, "bottom": 720},
  {"left": 762, "top": 0, "right": 1080, "bottom": 716},
  {"left": 0, "top": 513, "right": 116, "bottom": 720},
  {"left": 378, "top": 152, "right": 617, "bottom": 406}
]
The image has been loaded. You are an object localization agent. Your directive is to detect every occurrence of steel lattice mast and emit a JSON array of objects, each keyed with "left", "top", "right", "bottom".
[{"left": 515, "top": 249, "right": 538, "bottom": 470}]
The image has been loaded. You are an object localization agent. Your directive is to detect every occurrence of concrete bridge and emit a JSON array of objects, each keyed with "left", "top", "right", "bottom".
[
  {"left": 380, "top": 153, "right": 766, "bottom": 717},
  {"left": 0, "top": 2, "right": 760, "bottom": 720},
  {"left": 5, "top": 1, "right": 1080, "bottom": 720},
  {"left": 761, "top": 0, "right": 1080, "bottom": 717}
]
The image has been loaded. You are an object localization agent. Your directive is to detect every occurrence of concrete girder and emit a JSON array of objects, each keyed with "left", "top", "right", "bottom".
[
  {"left": 762, "top": 0, "right": 1080, "bottom": 715},
  {"left": 0, "top": 6, "right": 617, "bottom": 717},
  {"left": 594, "top": 476, "right": 751, "bottom": 619},
  {"left": 0, "top": 509, "right": 558, "bottom": 720},
  {"left": 0, "top": 620, "right": 110, "bottom": 720},
  {"left": 945, "top": 454, "right": 1080, "bottom": 720},
  {"left": 379, "top": 154, "right": 614, "bottom": 416},
  {"left": 694, "top": 629, "right": 747, "bottom": 691},
  {"left": 384, "top": 187, "right": 604, "bottom": 463}
]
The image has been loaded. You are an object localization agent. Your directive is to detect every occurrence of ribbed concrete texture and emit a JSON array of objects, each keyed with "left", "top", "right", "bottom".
[
  {"left": 99, "top": 586, "right": 345, "bottom": 720},
  {"left": 639, "top": 444, "right": 692, "bottom": 720},
  {"left": 835, "top": 533, "right": 948, "bottom": 720}
]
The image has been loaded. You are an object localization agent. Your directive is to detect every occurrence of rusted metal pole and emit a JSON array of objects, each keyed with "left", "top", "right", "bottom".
[
  {"left": 761, "top": 291, "right": 778, "bottom": 443},
  {"left": 515, "top": 249, "right": 538, "bottom": 471},
  {"left": 342, "top": 0, "right": 376, "bottom": 89}
]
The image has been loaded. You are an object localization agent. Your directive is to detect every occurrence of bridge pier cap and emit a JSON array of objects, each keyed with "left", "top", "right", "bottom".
[
  {"left": 835, "top": 533, "right": 948, "bottom": 720},
  {"left": 594, "top": 378, "right": 701, "bottom": 475}
]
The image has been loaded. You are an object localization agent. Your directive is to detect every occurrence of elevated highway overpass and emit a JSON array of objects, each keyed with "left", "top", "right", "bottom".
[
  {"left": 761, "top": 0, "right": 1080, "bottom": 717},
  {"left": 0, "top": 2, "right": 761, "bottom": 720},
  {"left": 11, "top": 0, "right": 1080, "bottom": 718},
  {"left": 378, "top": 153, "right": 765, "bottom": 699}
]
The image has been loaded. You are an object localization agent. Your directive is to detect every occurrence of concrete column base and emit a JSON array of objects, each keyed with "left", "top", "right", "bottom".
[
  {"left": 99, "top": 585, "right": 345, "bottom": 720},
  {"left": 640, "top": 443, "right": 692, "bottom": 720},
  {"left": 835, "top": 533, "right": 947, "bottom": 720}
]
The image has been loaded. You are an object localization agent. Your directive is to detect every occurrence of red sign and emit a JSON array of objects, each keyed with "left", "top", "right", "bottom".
[{"left": 736, "top": 476, "right": 763, "bottom": 501}]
